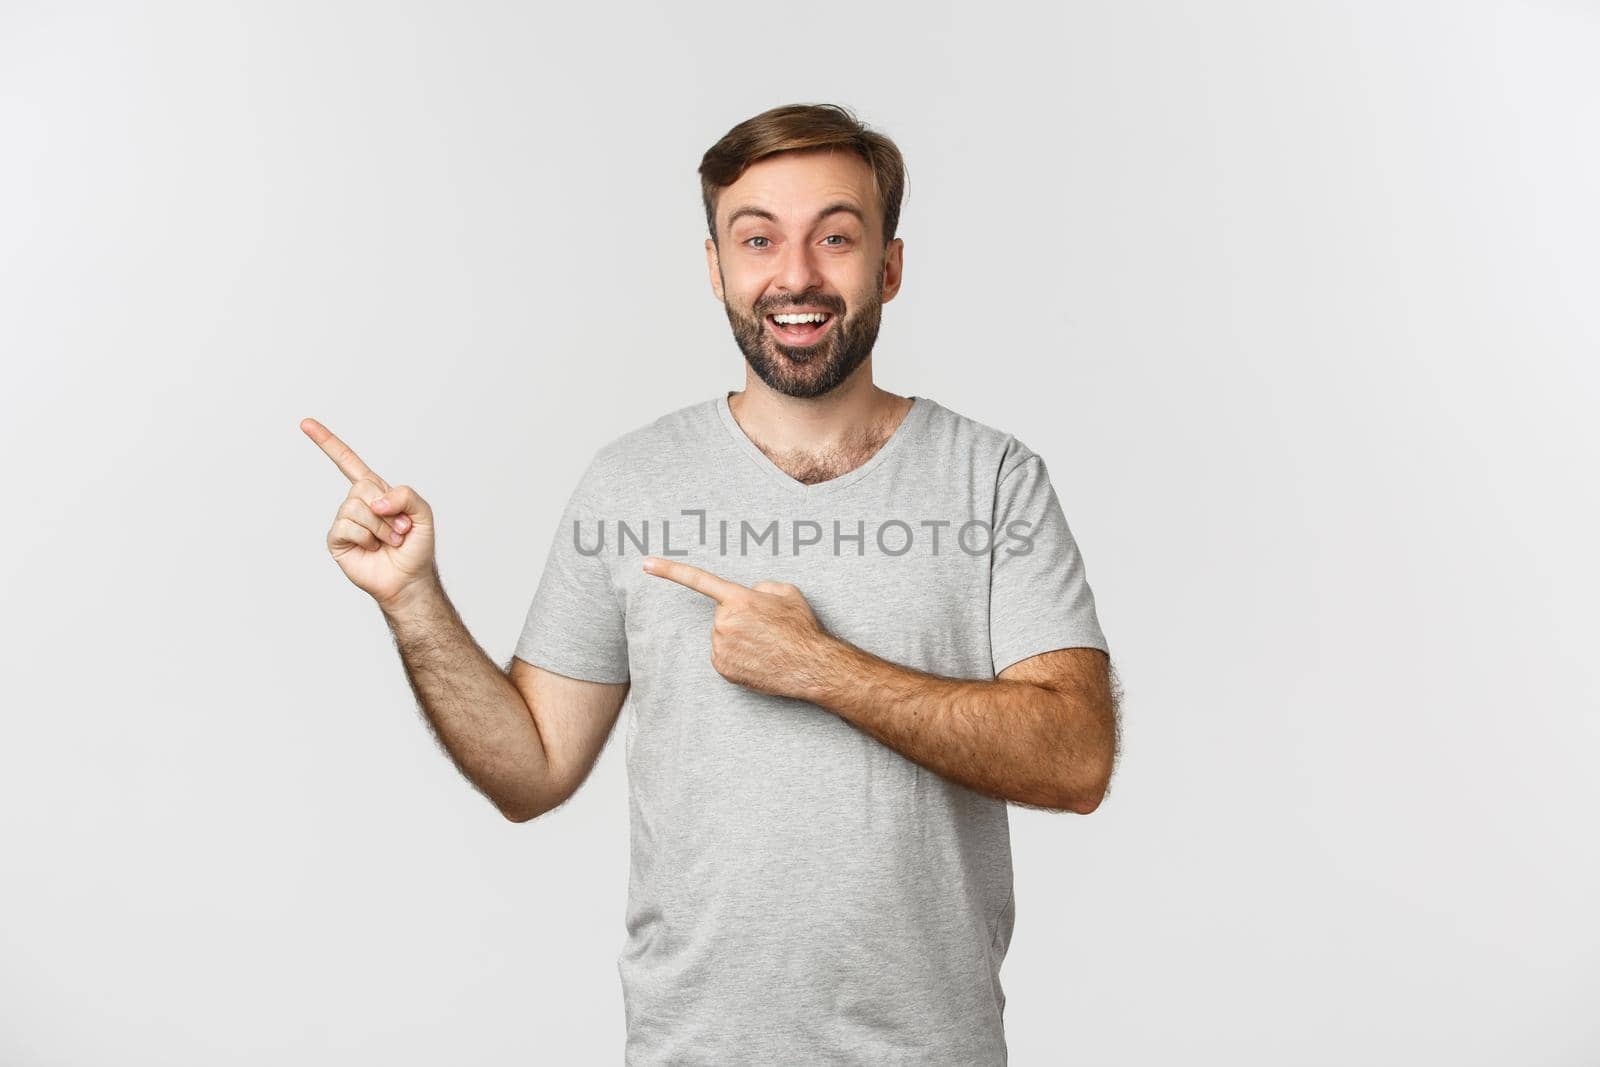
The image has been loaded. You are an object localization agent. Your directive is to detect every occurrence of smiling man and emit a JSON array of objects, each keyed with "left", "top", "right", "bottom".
[
  {"left": 309, "top": 102, "right": 1118, "bottom": 1066},
  {"left": 712, "top": 167, "right": 888, "bottom": 401}
]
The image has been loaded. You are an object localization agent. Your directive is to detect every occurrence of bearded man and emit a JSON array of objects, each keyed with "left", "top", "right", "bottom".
[{"left": 306, "top": 101, "right": 1119, "bottom": 1065}]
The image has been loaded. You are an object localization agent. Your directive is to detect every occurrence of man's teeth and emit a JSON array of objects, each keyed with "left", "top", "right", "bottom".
[{"left": 772, "top": 312, "right": 828, "bottom": 325}]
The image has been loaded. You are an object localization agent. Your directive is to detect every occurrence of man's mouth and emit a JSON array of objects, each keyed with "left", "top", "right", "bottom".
[{"left": 764, "top": 310, "right": 836, "bottom": 347}]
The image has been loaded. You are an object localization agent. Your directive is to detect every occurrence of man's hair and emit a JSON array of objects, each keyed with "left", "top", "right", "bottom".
[{"left": 698, "top": 103, "right": 908, "bottom": 249}]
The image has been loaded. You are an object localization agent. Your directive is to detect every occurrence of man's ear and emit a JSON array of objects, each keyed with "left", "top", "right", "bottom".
[
  {"left": 705, "top": 237, "right": 724, "bottom": 302},
  {"left": 880, "top": 236, "right": 905, "bottom": 304}
]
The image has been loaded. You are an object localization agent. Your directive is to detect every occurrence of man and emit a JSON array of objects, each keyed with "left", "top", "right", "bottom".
[{"left": 303, "top": 102, "right": 1119, "bottom": 1065}]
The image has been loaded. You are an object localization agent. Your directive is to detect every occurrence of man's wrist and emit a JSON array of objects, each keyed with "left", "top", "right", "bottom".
[
  {"left": 377, "top": 570, "right": 446, "bottom": 625},
  {"left": 796, "top": 633, "right": 867, "bottom": 707}
]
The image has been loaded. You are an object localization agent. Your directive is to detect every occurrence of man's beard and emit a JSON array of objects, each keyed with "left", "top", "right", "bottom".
[{"left": 722, "top": 278, "right": 883, "bottom": 400}]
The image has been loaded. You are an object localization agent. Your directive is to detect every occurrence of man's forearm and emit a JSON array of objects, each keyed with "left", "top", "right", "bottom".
[
  {"left": 378, "top": 570, "right": 554, "bottom": 821},
  {"left": 800, "top": 639, "right": 1109, "bottom": 812}
]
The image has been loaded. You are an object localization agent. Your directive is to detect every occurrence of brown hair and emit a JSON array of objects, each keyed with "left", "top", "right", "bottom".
[{"left": 698, "top": 103, "right": 908, "bottom": 249}]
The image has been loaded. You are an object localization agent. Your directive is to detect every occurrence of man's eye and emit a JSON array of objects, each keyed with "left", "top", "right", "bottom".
[
  {"left": 823, "top": 235, "right": 850, "bottom": 246},
  {"left": 745, "top": 236, "right": 770, "bottom": 249}
]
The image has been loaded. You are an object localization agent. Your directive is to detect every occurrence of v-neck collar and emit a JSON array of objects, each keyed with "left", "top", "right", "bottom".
[{"left": 713, "top": 391, "right": 930, "bottom": 499}]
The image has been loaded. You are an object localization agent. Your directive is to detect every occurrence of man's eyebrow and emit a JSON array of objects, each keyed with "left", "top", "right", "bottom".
[{"left": 725, "top": 202, "right": 867, "bottom": 230}]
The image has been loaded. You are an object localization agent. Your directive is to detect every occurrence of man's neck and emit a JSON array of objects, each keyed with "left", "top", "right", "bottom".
[
  {"left": 726, "top": 365, "right": 914, "bottom": 485},
  {"left": 727, "top": 364, "right": 907, "bottom": 451}
]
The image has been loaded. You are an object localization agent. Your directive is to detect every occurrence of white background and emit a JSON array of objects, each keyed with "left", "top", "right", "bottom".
[{"left": 3, "top": 1, "right": 1596, "bottom": 1063}]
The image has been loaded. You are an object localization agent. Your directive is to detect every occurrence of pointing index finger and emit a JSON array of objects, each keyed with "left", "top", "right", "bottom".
[
  {"left": 642, "top": 557, "right": 747, "bottom": 603},
  {"left": 300, "top": 417, "right": 387, "bottom": 489}
]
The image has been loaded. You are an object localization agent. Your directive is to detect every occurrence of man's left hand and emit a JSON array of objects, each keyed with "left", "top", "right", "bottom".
[{"left": 641, "top": 555, "right": 838, "bottom": 700}]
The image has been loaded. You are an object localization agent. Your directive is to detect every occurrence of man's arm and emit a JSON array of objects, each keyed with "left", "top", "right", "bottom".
[
  {"left": 381, "top": 574, "right": 628, "bottom": 822},
  {"left": 506, "top": 654, "right": 630, "bottom": 816},
  {"left": 637, "top": 556, "right": 1118, "bottom": 814},
  {"left": 801, "top": 643, "right": 1117, "bottom": 813},
  {"left": 300, "top": 418, "right": 627, "bottom": 822}
]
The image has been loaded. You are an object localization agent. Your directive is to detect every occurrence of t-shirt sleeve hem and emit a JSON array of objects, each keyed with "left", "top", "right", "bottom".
[
  {"left": 991, "top": 631, "right": 1110, "bottom": 677},
  {"left": 512, "top": 641, "right": 631, "bottom": 685}
]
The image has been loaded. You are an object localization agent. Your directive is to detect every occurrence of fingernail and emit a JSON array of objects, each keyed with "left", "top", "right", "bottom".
[{"left": 394, "top": 515, "right": 409, "bottom": 531}]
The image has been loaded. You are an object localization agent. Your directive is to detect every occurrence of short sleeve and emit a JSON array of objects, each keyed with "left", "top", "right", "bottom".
[
  {"left": 988, "top": 450, "right": 1109, "bottom": 676},
  {"left": 513, "top": 463, "right": 630, "bottom": 684}
]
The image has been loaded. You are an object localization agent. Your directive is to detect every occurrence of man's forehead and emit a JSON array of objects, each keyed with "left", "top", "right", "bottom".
[{"left": 718, "top": 151, "right": 878, "bottom": 228}]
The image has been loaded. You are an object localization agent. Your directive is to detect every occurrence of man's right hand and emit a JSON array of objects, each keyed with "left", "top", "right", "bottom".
[{"left": 301, "top": 416, "right": 439, "bottom": 612}]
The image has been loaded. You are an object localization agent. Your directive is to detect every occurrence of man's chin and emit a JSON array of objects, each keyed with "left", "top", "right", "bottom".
[
  {"left": 773, "top": 345, "right": 824, "bottom": 365},
  {"left": 750, "top": 355, "right": 837, "bottom": 398},
  {"left": 764, "top": 334, "right": 836, "bottom": 370},
  {"left": 729, "top": 320, "right": 866, "bottom": 398}
]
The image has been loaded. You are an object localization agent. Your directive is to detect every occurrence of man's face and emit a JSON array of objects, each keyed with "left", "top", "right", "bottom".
[{"left": 705, "top": 148, "right": 904, "bottom": 399}]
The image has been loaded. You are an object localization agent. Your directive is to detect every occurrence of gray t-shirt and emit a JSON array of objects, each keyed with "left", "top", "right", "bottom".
[{"left": 515, "top": 392, "right": 1109, "bottom": 1065}]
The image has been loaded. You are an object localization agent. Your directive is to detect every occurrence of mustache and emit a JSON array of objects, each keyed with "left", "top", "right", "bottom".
[{"left": 753, "top": 295, "right": 847, "bottom": 317}]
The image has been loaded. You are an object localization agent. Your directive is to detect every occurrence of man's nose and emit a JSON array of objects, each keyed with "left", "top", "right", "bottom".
[{"left": 771, "top": 239, "right": 826, "bottom": 296}]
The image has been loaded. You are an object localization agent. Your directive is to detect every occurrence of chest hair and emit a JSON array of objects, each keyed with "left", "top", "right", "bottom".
[{"left": 754, "top": 410, "right": 905, "bottom": 485}]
